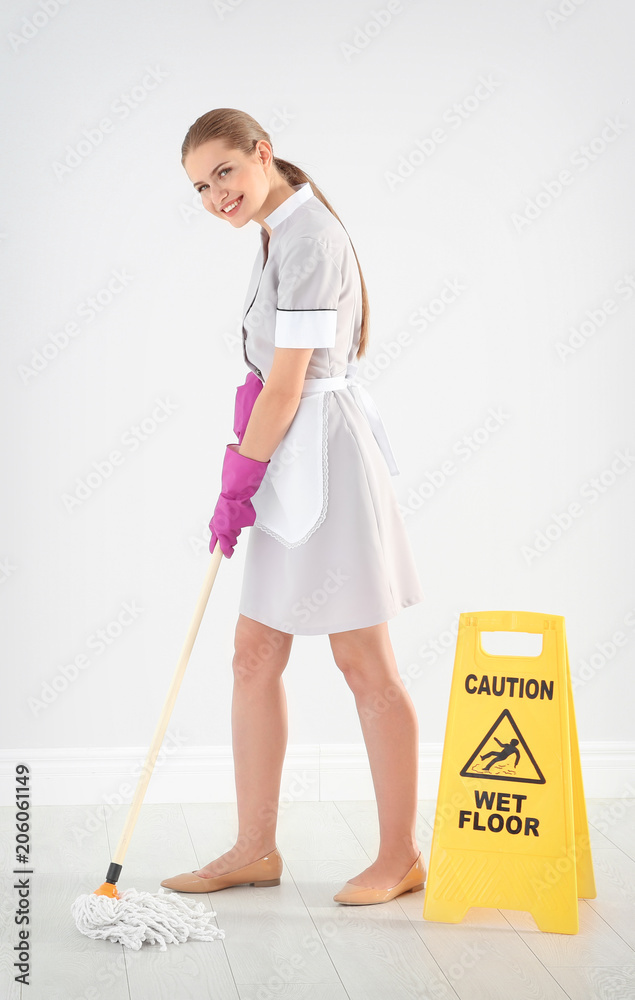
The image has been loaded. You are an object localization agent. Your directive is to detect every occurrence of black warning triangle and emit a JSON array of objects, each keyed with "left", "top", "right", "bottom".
[{"left": 460, "top": 708, "right": 545, "bottom": 784}]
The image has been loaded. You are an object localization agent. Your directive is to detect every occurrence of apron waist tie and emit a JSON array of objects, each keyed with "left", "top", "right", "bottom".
[{"left": 300, "top": 363, "right": 400, "bottom": 476}]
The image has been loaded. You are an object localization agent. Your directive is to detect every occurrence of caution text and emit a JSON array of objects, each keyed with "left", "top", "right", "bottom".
[{"left": 465, "top": 674, "right": 554, "bottom": 700}]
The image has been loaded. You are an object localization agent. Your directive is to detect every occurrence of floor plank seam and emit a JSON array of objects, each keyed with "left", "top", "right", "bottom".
[{"left": 181, "top": 803, "right": 237, "bottom": 981}]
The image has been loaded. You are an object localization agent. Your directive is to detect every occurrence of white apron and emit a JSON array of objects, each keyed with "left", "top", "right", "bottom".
[{"left": 251, "top": 362, "right": 400, "bottom": 548}]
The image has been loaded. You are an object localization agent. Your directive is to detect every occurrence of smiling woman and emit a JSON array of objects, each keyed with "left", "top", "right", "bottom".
[{"left": 161, "top": 107, "right": 427, "bottom": 905}]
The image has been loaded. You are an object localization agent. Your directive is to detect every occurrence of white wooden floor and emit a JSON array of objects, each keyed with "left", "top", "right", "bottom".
[{"left": 1, "top": 798, "right": 634, "bottom": 1000}]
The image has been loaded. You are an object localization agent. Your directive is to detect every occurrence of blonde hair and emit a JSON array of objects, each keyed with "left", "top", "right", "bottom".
[{"left": 181, "top": 108, "right": 369, "bottom": 359}]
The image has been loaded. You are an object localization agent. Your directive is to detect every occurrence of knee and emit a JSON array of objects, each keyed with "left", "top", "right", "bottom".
[
  {"left": 332, "top": 646, "right": 374, "bottom": 694},
  {"left": 332, "top": 643, "right": 401, "bottom": 699},
  {"left": 232, "top": 621, "right": 291, "bottom": 683},
  {"left": 331, "top": 644, "right": 360, "bottom": 681}
]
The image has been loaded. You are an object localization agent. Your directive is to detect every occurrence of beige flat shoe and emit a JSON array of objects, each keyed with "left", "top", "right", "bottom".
[
  {"left": 333, "top": 852, "right": 426, "bottom": 905},
  {"left": 160, "top": 847, "right": 283, "bottom": 893}
]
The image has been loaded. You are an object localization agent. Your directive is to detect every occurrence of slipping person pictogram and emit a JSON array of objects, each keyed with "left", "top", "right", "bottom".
[
  {"left": 480, "top": 737, "right": 520, "bottom": 771},
  {"left": 460, "top": 709, "right": 545, "bottom": 784}
]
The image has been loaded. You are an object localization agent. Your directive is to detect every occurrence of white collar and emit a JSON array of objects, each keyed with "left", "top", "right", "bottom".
[{"left": 263, "top": 181, "right": 314, "bottom": 231}]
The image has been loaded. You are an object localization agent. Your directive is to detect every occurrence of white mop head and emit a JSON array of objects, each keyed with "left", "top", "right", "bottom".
[{"left": 71, "top": 887, "right": 225, "bottom": 951}]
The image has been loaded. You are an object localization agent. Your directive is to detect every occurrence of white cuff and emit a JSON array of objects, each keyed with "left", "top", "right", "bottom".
[{"left": 274, "top": 309, "right": 337, "bottom": 348}]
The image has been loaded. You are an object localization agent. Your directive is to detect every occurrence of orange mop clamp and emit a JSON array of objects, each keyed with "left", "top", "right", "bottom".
[{"left": 423, "top": 610, "right": 596, "bottom": 934}]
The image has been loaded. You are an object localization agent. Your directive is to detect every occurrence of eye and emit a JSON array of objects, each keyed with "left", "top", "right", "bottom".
[{"left": 196, "top": 166, "right": 231, "bottom": 194}]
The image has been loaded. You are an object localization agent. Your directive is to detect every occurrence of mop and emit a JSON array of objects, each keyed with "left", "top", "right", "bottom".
[{"left": 72, "top": 544, "right": 226, "bottom": 951}]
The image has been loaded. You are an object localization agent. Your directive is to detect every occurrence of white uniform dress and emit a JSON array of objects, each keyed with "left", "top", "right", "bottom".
[{"left": 237, "top": 181, "right": 425, "bottom": 635}]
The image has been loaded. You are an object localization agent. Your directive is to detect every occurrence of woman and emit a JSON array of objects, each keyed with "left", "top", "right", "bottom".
[{"left": 161, "top": 108, "right": 426, "bottom": 905}]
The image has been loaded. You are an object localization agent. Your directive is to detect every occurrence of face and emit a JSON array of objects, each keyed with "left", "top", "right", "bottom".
[{"left": 184, "top": 139, "right": 271, "bottom": 227}]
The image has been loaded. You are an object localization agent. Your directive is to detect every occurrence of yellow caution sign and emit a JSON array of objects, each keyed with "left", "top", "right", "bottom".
[{"left": 423, "top": 611, "right": 596, "bottom": 934}]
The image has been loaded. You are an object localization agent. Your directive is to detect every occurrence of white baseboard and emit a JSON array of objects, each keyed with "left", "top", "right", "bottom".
[{"left": 2, "top": 743, "right": 634, "bottom": 806}]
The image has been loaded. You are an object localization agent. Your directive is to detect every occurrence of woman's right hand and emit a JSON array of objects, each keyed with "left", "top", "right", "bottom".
[{"left": 209, "top": 444, "right": 269, "bottom": 557}]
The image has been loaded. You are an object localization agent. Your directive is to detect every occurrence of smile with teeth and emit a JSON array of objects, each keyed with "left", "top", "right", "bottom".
[{"left": 221, "top": 195, "right": 243, "bottom": 214}]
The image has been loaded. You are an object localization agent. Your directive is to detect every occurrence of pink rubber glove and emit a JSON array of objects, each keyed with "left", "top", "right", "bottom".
[
  {"left": 209, "top": 444, "right": 269, "bottom": 558},
  {"left": 233, "top": 371, "right": 264, "bottom": 444}
]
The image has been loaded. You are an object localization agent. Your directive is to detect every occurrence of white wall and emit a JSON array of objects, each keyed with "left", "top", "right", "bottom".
[{"left": 1, "top": 0, "right": 634, "bottom": 802}]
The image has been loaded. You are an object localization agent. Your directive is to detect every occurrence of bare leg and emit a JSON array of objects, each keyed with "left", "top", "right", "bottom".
[
  {"left": 194, "top": 613, "right": 293, "bottom": 877},
  {"left": 329, "top": 620, "right": 421, "bottom": 888}
]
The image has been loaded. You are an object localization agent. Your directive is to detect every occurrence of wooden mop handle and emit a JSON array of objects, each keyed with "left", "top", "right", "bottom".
[{"left": 111, "top": 543, "right": 224, "bottom": 865}]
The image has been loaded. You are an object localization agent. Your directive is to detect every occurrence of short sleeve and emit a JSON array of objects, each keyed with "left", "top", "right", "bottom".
[{"left": 274, "top": 237, "right": 342, "bottom": 348}]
